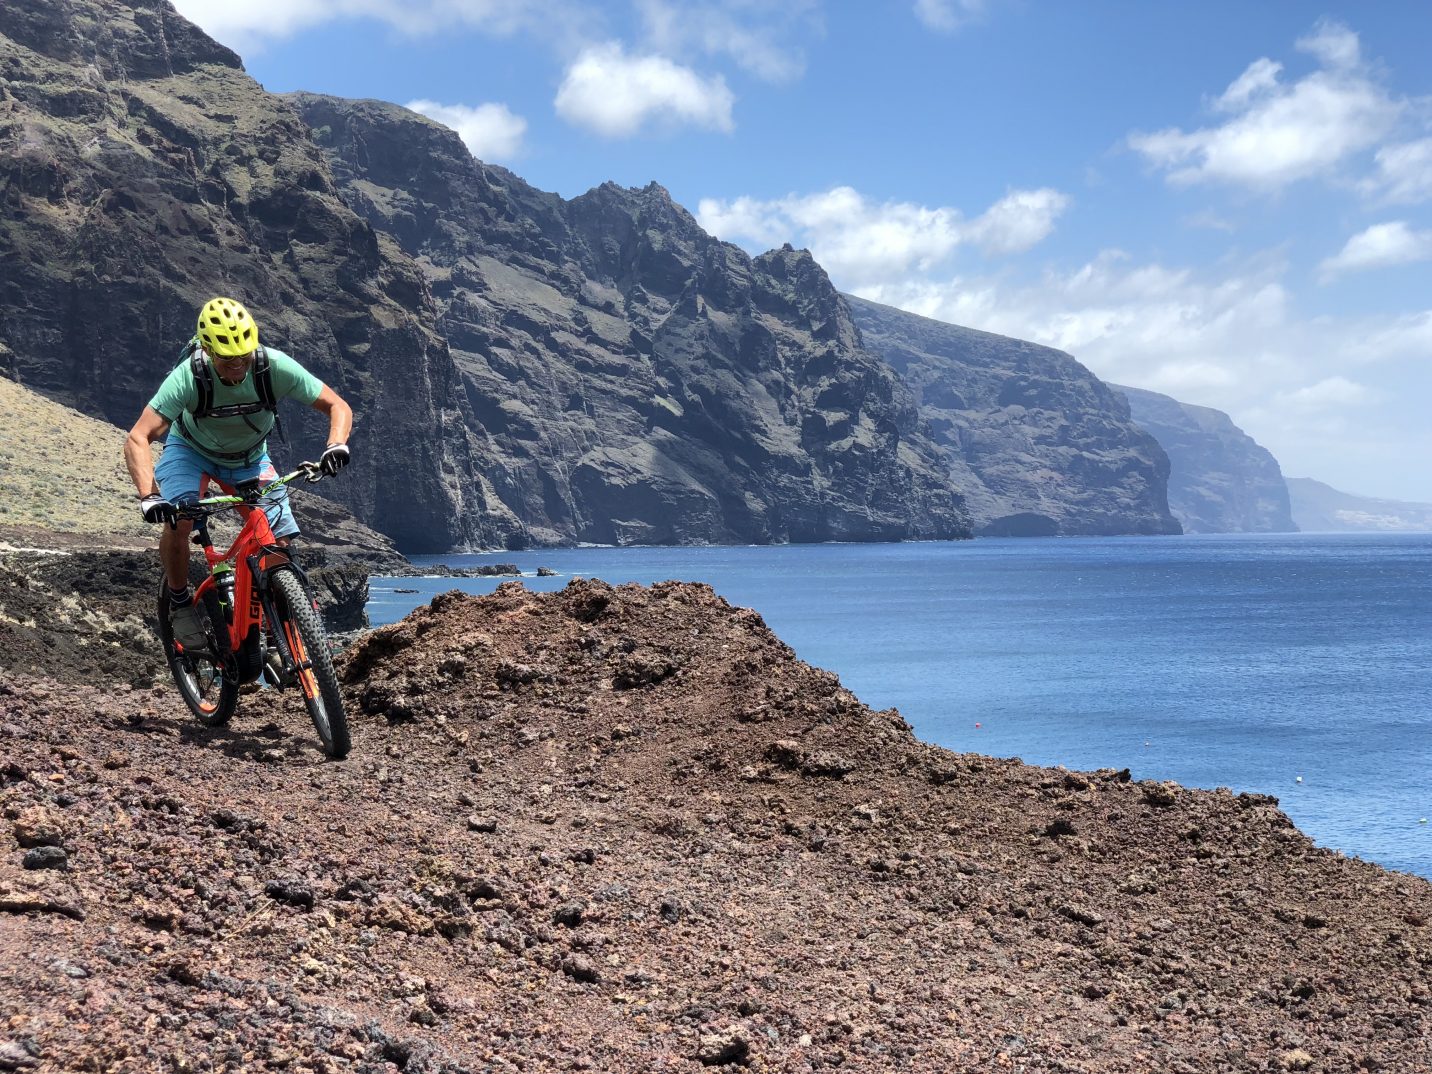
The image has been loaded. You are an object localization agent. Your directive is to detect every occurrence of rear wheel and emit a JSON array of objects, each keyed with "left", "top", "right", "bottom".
[
  {"left": 158, "top": 583, "right": 237, "bottom": 726},
  {"left": 270, "top": 568, "right": 350, "bottom": 759}
]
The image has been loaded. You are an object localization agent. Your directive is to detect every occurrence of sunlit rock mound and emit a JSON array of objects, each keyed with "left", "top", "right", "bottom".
[
  {"left": 1117, "top": 385, "right": 1296, "bottom": 534},
  {"left": 4, "top": 580, "right": 1430, "bottom": 1072}
]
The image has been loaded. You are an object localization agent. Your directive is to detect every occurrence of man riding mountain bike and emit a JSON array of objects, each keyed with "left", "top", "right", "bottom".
[{"left": 123, "top": 297, "right": 354, "bottom": 649}]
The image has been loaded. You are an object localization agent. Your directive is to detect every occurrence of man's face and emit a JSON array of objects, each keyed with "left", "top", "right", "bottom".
[{"left": 210, "top": 348, "right": 254, "bottom": 385}]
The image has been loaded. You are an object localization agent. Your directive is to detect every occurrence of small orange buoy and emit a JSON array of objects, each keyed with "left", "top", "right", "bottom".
[{"left": 975, "top": 722, "right": 982, "bottom": 729}]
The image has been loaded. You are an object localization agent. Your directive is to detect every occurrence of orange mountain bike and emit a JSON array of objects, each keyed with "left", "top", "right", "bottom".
[{"left": 156, "top": 462, "right": 350, "bottom": 759}]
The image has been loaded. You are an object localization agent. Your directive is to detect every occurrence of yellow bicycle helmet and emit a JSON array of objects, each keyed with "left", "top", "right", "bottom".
[{"left": 196, "top": 297, "right": 258, "bottom": 356}]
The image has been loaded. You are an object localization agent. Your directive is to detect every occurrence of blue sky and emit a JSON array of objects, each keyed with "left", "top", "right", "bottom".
[{"left": 171, "top": 1, "right": 1432, "bottom": 501}]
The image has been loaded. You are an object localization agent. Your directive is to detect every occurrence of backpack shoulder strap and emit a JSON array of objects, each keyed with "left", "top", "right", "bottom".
[
  {"left": 252, "top": 345, "right": 277, "bottom": 412},
  {"left": 186, "top": 342, "right": 214, "bottom": 419},
  {"left": 253, "top": 345, "right": 288, "bottom": 443}
]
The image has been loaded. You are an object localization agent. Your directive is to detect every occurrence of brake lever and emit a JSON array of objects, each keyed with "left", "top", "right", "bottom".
[{"left": 300, "top": 461, "right": 324, "bottom": 483}]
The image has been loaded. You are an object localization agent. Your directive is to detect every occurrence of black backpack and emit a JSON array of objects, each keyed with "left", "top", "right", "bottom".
[{"left": 177, "top": 339, "right": 286, "bottom": 459}]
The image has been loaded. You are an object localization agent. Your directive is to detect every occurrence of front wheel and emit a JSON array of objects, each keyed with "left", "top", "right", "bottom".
[
  {"left": 158, "top": 583, "right": 238, "bottom": 726},
  {"left": 269, "top": 568, "right": 350, "bottom": 759}
]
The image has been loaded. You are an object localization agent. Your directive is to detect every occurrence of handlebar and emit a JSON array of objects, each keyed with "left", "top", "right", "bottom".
[{"left": 172, "top": 462, "right": 326, "bottom": 521}]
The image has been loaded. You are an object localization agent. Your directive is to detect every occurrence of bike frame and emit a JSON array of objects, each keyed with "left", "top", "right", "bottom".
[{"left": 181, "top": 465, "right": 322, "bottom": 697}]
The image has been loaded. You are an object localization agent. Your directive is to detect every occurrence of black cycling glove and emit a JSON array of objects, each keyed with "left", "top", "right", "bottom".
[
  {"left": 139, "top": 494, "right": 177, "bottom": 526},
  {"left": 319, "top": 443, "right": 351, "bottom": 476}
]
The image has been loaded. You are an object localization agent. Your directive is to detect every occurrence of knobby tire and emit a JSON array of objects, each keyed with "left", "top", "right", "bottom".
[
  {"left": 270, "top": 568, "right": 350, "bottom": 760},
  {"left": 158, "top": 582, "right": 237, "bottom": 726}
]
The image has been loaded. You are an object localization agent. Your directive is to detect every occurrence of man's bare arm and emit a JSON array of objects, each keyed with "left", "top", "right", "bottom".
[
  {"left": 311, "top": 386, "right": 353, "bottom": 447},
  {"left": 124, "top": 407, "right": 171, "bottom": 498}
]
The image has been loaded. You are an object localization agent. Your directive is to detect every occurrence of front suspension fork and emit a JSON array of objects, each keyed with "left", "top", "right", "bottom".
[{"left": 253, "top": 560, "right": 315, "bottom": 684}]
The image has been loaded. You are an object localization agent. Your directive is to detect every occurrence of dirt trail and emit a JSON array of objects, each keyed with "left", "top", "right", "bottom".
[{"left": 2, "top": 580, "right": 1429, "bottom": 1072}]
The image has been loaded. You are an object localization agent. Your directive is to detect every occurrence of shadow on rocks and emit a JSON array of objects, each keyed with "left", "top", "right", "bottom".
[{"left": 118, "top": 711, "right": 332, "bottom": 763}]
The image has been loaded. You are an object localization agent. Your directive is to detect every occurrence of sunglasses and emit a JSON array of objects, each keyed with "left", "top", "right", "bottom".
[{"left": 208, "top": 348, "right": 255, "bottom": 364}]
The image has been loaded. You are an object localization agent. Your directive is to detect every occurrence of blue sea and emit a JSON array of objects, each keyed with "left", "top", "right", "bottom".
[{"left": 369, "top": 534, "right": 1432, "bottom": 880}]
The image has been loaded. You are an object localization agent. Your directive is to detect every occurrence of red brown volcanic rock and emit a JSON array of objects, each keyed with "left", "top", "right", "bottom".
[{"left": 2, "top": 580, "right": 1430, "bottom": 1072}]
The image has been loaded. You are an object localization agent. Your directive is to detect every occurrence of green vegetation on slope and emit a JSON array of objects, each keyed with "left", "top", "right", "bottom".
[{"left": 0, "top": 378, "right": 154, "bottom": 544}]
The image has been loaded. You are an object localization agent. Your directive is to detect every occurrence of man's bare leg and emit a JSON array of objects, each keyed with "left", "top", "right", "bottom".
[{"left": 159, "top": 521, "right": 194, "bottom": 591}]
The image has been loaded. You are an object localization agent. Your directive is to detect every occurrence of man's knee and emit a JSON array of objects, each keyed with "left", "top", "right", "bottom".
[{"left": 159, "top": 520, "right": 194, "bottom": 549}]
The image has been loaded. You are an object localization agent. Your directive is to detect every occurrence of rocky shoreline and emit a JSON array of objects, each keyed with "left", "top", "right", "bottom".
[
  {"left": 2, "top": 576, "right": 1430, "bottom": 1072},
  {"left": 385, "top": 563, "right": 560, "bottom": 581}
]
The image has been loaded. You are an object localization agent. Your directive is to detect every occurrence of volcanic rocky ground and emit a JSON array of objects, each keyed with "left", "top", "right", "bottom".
[{"left": 2, "top": 578, "right": 1431, "bottom": 1072}]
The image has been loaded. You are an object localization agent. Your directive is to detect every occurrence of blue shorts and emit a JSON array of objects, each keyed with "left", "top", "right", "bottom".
[{"left": 155, "top": 435, "right": 299, "bottom": 539}]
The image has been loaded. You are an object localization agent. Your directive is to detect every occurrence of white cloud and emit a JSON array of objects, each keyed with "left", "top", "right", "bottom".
[
  {"left": 964, "top": 189, "right": 1070, "bottom": 255},
  {"left": 1128, "top": 20, "right": 1402, "bottom": 190},
  {"left": 171, "top": 0, "right": 339, "bottom": 43},
  {"left": 1362, "top": 138, "right": 1432, "bottom": 204},
  {"left": 405, "top": 100, "right": 526, "bottom": 161},
  {"left": 1214, "top": 57, "right": 1282, "bottom": 112},
  {"left": 695, "top": 195, "right": 802, "bottom": 252},
  {"left": 1296, "top": 18, "right": 1361, "bottom": 70},
  {"left": 913, "top": 0, "right": 986, "bottom": 33},
  {"left": 1183, "top": 210, "right": 1236, "bottom": 233},
  {"left": 844, "top": 249, "right": 1432, "bottom": 498},
  {"left": 1342, "top": 310, "right": 1432, "bottom": 364},
  {"left": 555, "top": 43, "right": 734, "bottom": 138},
  {"left": 696, "top": 185, "right": 1068, "bottom": 287},
  {"left": 636, "top": 0, "right": 817, "bottom": 82},
  {"left": 1275, "top": 375, "right": 1372, "bottom": 411},
  {"left": 1319, "top": 221, "right": 1432, "bottom": 280}
]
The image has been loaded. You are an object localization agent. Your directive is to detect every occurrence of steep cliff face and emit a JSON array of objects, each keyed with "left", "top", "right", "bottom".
[
  {"left": 1286, "top": 478, "right": 1432, "bottom": 532},
  {"left": 1117, "top": 386, "right": 1295, "bottom": 534},
  {"left": 847, "top": 297, "right": 1180, "bottom": 536},
  {"left": 0, "top": 0, "right": 493, "bottom": 551},
  {"left": 293, "top": 94, "right": 970, "bottom": 544},
  {"left": 6, "top": 0, "right": 1203, "bottom": 551}
]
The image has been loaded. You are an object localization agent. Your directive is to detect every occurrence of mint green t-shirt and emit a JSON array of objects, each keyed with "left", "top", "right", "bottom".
[{"left": 148, "top": 345, "right": 325, "bottom": 461}]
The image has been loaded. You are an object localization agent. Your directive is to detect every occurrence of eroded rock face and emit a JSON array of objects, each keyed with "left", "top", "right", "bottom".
[
  {"left": 1117, "top": 385, "right": 1296, "bottom": 534},
  {"left": 1, "top": 0, "right": 970, "bottom": 550},
  {"left": 847, "top": 296, "right": 1181, "bottom": 536},
  {"left": 292, "top": 94, "right": 972, "bottom": 545},
  {"left": 0, "top": 0, "right": 494, "bottom": 552},
  {"left": 2, "top": 0, "right": 1189, "bottom": 551}
]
